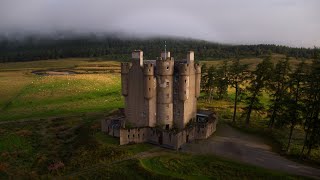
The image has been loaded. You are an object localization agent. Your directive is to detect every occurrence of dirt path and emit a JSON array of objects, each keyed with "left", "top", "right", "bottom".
[{"left": 181, "top": 122, "right": 320, "bottom": 179}]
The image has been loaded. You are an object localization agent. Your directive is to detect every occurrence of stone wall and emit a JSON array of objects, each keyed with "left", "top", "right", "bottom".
[{"left": 103, "top": 118, "right": 218, "bottom": 150}]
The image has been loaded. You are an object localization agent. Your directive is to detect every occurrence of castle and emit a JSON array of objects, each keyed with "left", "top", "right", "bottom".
[{"left": 101, "top": 50, "right": 217, "bottom": 149}]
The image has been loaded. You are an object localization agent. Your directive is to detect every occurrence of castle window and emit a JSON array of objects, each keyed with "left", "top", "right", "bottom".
[
  {"left": 148, "top": 68, "right": 150, "bottom": 72},
  {"left": 166, "top": 66, "right": 169, "bottom": 70},
  {"left": 133, "top": 134, "right": 135, "bottom": 137},
  {"left": 143, "top": 133, "right": 144, "bottom": 137},
  {"left": 166, "top": 115, "right": 169, "bottom": 120},
  {"left": 184, "top": 91, "right": 187, "bottom": 94},
  {"left": 128, "top": 135, "right": 129, "bottom": 138},
  {"left": 166, "top": 82, "right": 169, "bottom": 87},
  {"left": 166, "top": 94, "right": 169, "bottom": 98},
  {"left": 185, "top": 79, "right": 187, "bottom": 83},
  {"left": 138, "top": 134, "right": 140, "bottom": 138},
  {"left": 166, "top": 124, "right": 169, "bottom": 130},
  {"left": 149, "top": 77, "right": 151, "bottom": 80},
  {"left": 149, "top": 88, "right": 151, "bottom": 91}
]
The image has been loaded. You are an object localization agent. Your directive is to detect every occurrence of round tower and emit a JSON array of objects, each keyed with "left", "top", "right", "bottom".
[
  {"left": 143, "top": 63, "right": 155, "bottom": 99},
  {"left": 121, "top": 62, "right": 130, "bottom": 96},
  {"left": 156, "top": 55, "right": 174, "bottom": 129},
  {"left": 178, "top": 63, "right": 190, "bottom": 100},
  {"left": 195, "top": 63, "right": 201, "bottom": 98}
]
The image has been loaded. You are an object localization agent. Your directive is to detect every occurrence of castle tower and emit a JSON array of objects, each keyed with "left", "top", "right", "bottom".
[
  {"left": 156, "top": 52, "right": 174, "bottom": 130},
  {"left": 122, "top": 50, "right": 147, "bottom": 127},
  {"left": 173, "top": 51, "right": 199, "bottom": 129},
  {"left": 143, "top": 63, "right": 157, "bottom": 127}
]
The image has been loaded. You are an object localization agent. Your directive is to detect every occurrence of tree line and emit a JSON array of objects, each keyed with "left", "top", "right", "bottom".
[
  {"left": 0, "top": 34, "right": 317, "bottom": 62},
  {"left": 201, "top": 49, "right": 320, "bottom": 158}
]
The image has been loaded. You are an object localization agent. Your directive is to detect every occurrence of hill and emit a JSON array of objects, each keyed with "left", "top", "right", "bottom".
[{"left": 0, "top": 34, "right": 318, "bottom": 63}]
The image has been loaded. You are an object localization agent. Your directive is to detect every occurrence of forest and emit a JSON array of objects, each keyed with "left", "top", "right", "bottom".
[
  {"left": 0, "top": 34, "right": 318, "bottom": 62},
  {"left": 200, "top": 51, "right": 320, "bottom": 160}
]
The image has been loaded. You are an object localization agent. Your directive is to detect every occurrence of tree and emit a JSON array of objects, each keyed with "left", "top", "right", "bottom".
[
  {"left": 228, "top": 57, "right": 249, "bottom": 123},
  {"left": 243, "top": 56, "right": 273, "bottom": 125},
  {"left": 215, "top": 60, "right": 229, "bottom": 99},
  {"left": 301, "top": 57, "right": 320, "bottom": 158},
  {"left": 267, "top": 57, "right": 291, "bottom": 128},
  {"left": 277, "top": 61, "right": 305, "bottom": 152},
  {"left": 205, "top": 65, "right": 217, "bottom": 102}
]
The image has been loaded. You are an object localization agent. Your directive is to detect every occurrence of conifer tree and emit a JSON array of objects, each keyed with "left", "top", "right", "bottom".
[
  {"left": 229, "top": 57, "right": 249, "bottom": 123},
  {"left": 243, "top": 56, "right": 273, "bottom": 125},
  {"left": 268, "top": 57, "right": 291, "bottom": 128}
]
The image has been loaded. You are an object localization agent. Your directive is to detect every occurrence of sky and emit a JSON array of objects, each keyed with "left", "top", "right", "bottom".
[{"left": 0, "top": 0, "right": 319, "bottom": 47}]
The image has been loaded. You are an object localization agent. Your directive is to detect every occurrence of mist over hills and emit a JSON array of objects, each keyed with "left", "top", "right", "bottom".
[{"left": 0, "top": 33, "right": 318, "bottom": 63}]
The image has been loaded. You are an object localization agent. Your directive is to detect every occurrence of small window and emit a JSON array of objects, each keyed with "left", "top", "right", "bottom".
[
  {"left": 166, "top": 82, "right": 169, "bottom": 87},
  {"left": 133, "top": 134, "right": 135, "bottom": 138},
  {"left": 138, "top": 134, "right": 140, "bottom": 138},
  {"left": 167, "top": 94, "right": 169, "bottom": 98},
  {"left": 185, "top": 79, "right": 187, "bottom": 83},
  {"left": 128, "top": 135, "right": 129, "bottom": 138},
  {"left": 166, "top": 124, "right": 169, "bottom": 130},
  {"left": 166, "top": 115, "right": 169, "bottom": 120},
  {"left": 149, "top": 77, "right": 151, "bottom": 80},
  {"left": 166, "top": 66, "right": 169, "bottom": 70},
  {"left": 143, "top": 133, "right": 144, "bottom": 137},
  {"left": 149, "top": 88, "right": 151, "bottom": 91}
]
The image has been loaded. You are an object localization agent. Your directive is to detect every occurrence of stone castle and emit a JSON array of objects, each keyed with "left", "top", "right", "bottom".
[{"left": 102, "top": 50, "right": 217, "bottom": 150}]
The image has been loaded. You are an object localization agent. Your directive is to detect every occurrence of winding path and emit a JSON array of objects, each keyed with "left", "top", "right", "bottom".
[{"left": 181, "top": 122, "right": 320, "bottom": 179}]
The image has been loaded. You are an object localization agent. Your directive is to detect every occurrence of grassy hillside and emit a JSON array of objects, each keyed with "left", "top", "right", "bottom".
[{"left": 0, "top": 58, "right": 122, "bottom": 121}]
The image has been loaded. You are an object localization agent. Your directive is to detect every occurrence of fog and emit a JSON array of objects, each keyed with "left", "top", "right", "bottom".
[{"left": 0, "top": 0, "right": 319, "bottom": 47}]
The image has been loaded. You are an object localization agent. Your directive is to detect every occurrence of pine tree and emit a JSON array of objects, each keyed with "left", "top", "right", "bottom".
[
  {"left": 216, "top": 60, "right": 229, "bottom": 99},
  {"left": 268, "top": 57, "right": 291, "bottom": 128},
  {"left": 301, "top": 56, "right": 320, "bottom": 157},
  {"left": 244, "top": 56, "right": 273, "bottom": 125},
  {"left": 229, "top": 57, "right": 249, "bottom": 123}
]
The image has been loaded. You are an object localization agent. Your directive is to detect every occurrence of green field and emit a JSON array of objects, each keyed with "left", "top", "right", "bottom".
[
  {"left": 0, "top": 58, "right": 122, "bottom": 121},
  {"left": 0, "top": 57, "right": 316, "bottom": 179}
]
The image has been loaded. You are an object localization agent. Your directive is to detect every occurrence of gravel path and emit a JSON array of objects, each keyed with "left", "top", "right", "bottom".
[{"left": 181, "top": 123, "right": 320, "bottom": 179}]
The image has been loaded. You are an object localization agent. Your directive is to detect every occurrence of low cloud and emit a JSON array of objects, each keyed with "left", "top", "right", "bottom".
[{"left": 0, "top": 0, "right": 319, "bottom": 47}]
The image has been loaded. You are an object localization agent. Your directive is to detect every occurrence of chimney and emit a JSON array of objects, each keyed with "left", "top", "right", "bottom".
[
  {"left": 160, "top": 51, "right": 170, "bottom": 60},
  {"left": 132, "top": 50, "right": 143, "bottom": 67},
  {"left": 187, "top": 51, "right": 194, "bottom": 63}
]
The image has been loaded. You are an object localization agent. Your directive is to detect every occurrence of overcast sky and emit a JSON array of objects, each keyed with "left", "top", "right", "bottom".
[{"left": 0, "top": 0, "right": 319, "bottom": 47}]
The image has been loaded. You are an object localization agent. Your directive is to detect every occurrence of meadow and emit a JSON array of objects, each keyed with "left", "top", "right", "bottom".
[{"left": 0, "top": 57, "right": 317, "bottom": 178}]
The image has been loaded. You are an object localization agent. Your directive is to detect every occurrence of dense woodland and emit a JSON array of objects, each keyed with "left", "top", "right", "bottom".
[
  {"left": 201, "top": 50, "right": 320, "bottom": 159},
  {"left": 0, "top": 34, "right": 318, "bottom": 62}
]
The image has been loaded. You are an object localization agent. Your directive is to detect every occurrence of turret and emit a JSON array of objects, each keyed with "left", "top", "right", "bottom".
[
  {"left": 156, "top": 52, "right": 174, "bottom": 129},
  {"left": 132, "top": 50, "right": 143, "bottom": 67},
  {"left": 121, "top": 63, "right": 130, "bottom": 96},
  {"left": 143, "top": 63, "right": 155, "bottom": 99},
  {"left": 178, "top": 63, "right": 190, "bottom": 100},
  {"left": 195, "top": 63, "right": 201, "bottom": 98}
]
